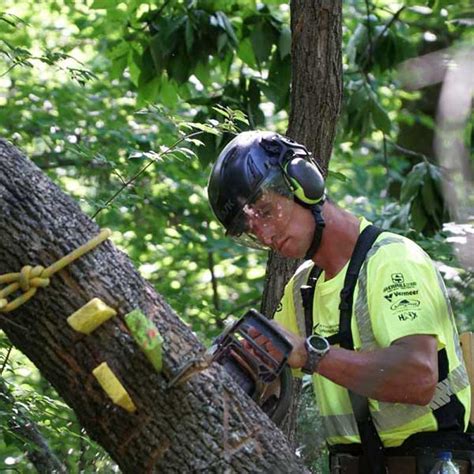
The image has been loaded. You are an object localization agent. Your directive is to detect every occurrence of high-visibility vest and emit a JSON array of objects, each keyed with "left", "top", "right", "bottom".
[{"left": 275, "top": 229, "right": 471, "bottom": 447}]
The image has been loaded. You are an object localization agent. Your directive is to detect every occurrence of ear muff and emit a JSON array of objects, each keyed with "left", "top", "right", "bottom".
[{"left": 284, "top": 157, "right": 325, "bottom": 204}]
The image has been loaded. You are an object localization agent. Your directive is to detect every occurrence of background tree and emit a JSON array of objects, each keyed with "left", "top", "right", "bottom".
[{"left": 260, "top": 0, "right": 343, "bottom": 443}]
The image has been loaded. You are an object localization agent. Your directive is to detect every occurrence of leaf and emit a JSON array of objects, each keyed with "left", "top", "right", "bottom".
[
  {"left": 108, "top": 41, "right": 129, "bottom": 60},
  {"left": 172, "top": 147, "right": 197, "bottom": 160},
  {"left": 262, "top": 50, "right": 291, "bottom": 111},
  {"left": 371, "top": 100, "right": 391, "bottom": 134},
  {"left": 217, "top": 33, "right": 228, "bottom": 54},
  {"left": 215, "top": 11, "right": 238, "bottom": 46},
  {"left": 149, "top": 34, "right": 165, "bottom": 75},
  {"left": 347, "top": 23, "right": 368, "bottom": 66},
  {"left": 231, "top": 109, "right": 249, "bottom": 125},
  {"left": 410, "top": 197, "right": 428, "bottom": 233},
  {"left": 90, "top": 0, "right": 116, "bottom": 9},
  {"left": 344, "top": 86, "right": 373, "bottom": 139},
  {"left": 128, "top": 49, "right": 142, "bottom": 87},
  {"left": 138, "top": 47, "right": 158, "bottom": 86},
  {"left": 3, "top": 429, "right": 18, "bottom": 447},
  {"left": 250, "top": 22, "right": 274, "bottom": 64},
  {"left": 110, "top": 54, "right": 128, "bottom": 79},
  {"left": 428, "top": 163, "right": 445, "bottom": 202},
  {"left": 327, "top": 170, "right": 348, "bottom": 182},
  {"left": 212, "top": 105, "right": 232, "bottom": 119},
  {"left": 400, "top": 163, "right": 427, "bottom": 204},
  {"left": 138, "top": 77, "right": 160, "bottom": 105},
  {"left": 278, "top": 26, "right": 291, "bottom": 59},
  {"left": 189, "top": 122, "right": 220, "bottom": 135},
  {"left": 185, "top": 138, "right": 205, "bottom": 147},
  {"left": 106, "top": 7, "right": 127, "bottom": 23},
  {"left": 237, "top": 37, "right": 256, "bottom": 68},
  {"left": 194, "top": 62, "right": 211, "bottom": 86},
  {"left": 185, "top": 18, "right": 194, "bottom": 53},
  {"left": 167, "top": 50, "right": 191, "bottom": 84},
  {"left": 420, "top": 174, "right": 439, "bottom": 216},
  {"left": 160, "top": 79, "right": 178, "bottom": 109}
]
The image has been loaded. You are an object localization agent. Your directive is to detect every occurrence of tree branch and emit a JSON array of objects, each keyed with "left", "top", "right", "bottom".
[
  {"left": 0, "top": 378, "right": 67, "bottom": 474},
  {"left": 360, "top": 5, "right": 406, "bottom": 70},
  {"left": 91, "top": 130, "right": 205, "bottom": 219},
  {"left": 207, "top": 250, "right": 221, "bottom": 315}
]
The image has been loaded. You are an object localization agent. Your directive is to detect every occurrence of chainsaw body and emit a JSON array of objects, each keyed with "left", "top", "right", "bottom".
[{"left": 208, "top": 309, "right": 294, "bottom": 424}]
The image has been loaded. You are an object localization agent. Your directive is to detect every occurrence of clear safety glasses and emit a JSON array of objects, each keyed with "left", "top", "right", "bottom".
[{"left": 226, "top": 169, "right": 295, "bottom": 250}]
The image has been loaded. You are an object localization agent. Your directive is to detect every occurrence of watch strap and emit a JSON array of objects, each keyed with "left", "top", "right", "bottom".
[{"left": 301, "top": 338, "right": 321, "bottom": 374}]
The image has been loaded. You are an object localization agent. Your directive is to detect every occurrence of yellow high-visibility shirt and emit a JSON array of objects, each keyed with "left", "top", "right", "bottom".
[{"left": 275, "top": 218, "right": 471, "bottom": 447}]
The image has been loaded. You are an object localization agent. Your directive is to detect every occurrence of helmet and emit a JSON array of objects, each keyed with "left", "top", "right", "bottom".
[{"left": 208, "top": 131, "right": 325, "bottom": 253}]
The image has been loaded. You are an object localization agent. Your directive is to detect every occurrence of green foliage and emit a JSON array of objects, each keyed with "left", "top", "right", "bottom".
[
  {"left": 398, "top": 161, "right": 448, "bottom": 233},
  {"left": 1, "top": 340, "right": 118, "bottom": 472}
]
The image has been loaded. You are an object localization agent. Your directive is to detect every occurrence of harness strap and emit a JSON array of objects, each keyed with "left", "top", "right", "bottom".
[
  {"left": 300, "top": 224, "right": 386, "bottom": 474},
  {"left": 339, "top": 225, "right": 385, "bottom": 474},
  {"left": 300, "top": 265, "right": 322, "bottom": 338},
  {"left": 304, "top": 204, "right": 325, "bottom": 260}
]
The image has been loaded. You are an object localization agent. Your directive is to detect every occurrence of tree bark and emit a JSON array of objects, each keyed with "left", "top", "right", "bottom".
[
  {"left": 0, "top": 138, "right": 308, "bottom": 473},
  {"left": 261, "top": 0, "right": 343, "bottom": 442}
]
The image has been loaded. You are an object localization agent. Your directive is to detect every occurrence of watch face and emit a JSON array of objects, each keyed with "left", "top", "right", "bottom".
[{"left": 308, "top": 335, "right": 329, "bottom": 352}]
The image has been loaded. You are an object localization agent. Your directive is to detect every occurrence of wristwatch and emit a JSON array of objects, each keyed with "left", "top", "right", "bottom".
[{"left": 301, "top": 335, "right": 330, "bottom": 375}]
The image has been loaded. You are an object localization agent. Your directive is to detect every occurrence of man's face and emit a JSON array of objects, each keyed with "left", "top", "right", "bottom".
[{"left": 242, "top": 192, "right": 315, "bottom": 258}]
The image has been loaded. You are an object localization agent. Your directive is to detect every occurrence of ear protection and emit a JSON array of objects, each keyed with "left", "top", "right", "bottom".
[
  {"left": 260, "top": 135, "right": 325, "bottom": 205},
  {"left": 284, "top": 157, "right": 325, "bottom": 205}
]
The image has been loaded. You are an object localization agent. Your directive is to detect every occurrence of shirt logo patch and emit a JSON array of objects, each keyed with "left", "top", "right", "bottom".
[
  {"left": 313, "top": 323, "right": 338, "bottom": 337},
  {"left": 398, "top": 311, "right": 418, "bottom": 321},
  {"left": 390, "top": 299, "right": 420, "bottom": 311},
  {"left": 384, "top": 289, "right": 419, "bottom": 302},
  {"left": 391, "top": 273, "right": 404, "bottom": 285}
]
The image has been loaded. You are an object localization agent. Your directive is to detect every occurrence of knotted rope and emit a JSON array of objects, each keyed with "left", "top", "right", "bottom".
[{"left": 0, "top": 229, "right": 111, "bottom": 313}]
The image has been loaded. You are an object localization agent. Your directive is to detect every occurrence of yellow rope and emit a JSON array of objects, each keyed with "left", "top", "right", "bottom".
[{"left": 0, "top": 229, "right": 112, "bottom": 313}]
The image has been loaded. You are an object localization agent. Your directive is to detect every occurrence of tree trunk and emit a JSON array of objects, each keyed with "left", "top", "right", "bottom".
[
  {"left": 261, "top": 0, "right": 343, "bottom": 441},
  {"left": 0, "top": 139, "right": 308, "bottom": 473}
]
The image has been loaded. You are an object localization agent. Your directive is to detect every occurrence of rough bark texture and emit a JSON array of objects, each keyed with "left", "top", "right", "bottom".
[
  {"left": 261, "top": 0, "right": 343, "bottom": 441},
  {"left": 287, "top": 0, "right": 343, "bottom": 174},
  {"left": 0, "top": 139, "right": 308, "bottom": 473}
]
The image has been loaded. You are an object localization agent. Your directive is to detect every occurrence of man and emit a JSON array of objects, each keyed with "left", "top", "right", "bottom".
[{"left": 207, "top": 130, "right": 472, "bottom": 473}]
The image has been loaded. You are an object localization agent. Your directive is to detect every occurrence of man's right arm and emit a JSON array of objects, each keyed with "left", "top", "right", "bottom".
[{"left": 264, "top": 320, "right": 438, "bottom": 406}]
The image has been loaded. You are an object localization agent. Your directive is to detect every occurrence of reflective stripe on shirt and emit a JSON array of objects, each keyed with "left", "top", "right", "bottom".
[{"left": 322, "top": 363, "right": 470, "bottom": 438}]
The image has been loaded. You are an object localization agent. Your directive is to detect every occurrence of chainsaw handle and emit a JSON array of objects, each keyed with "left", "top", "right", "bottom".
[{"left": 238, "top": 309, "right": 293, "bottom": 362}]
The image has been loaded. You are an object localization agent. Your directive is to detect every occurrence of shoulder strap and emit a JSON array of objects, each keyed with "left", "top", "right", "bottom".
[
  {"left": 338, "top": 224, "right": 382, "bottom": 350},
  {"left": 300, "top": 265, "right": 322, "bottom": 337},
  {"left": 293, "top": 260, "right": 317, "bottom": 338},
  {"left": 339, "top": 224, "right": 386, "bottom": 474}
]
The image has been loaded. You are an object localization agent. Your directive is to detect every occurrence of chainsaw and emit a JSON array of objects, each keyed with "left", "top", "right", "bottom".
[{"left": 168, "top": 309, "right": 294, "bottom": 426}]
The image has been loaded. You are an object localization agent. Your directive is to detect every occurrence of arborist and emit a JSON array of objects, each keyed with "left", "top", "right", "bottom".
[{"left": 207, "top": 130, "right": 472, "bottom": 474}]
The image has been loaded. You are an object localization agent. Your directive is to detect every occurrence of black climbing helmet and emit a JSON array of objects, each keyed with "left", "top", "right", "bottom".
[{"left": 207, "top": 131, "right": 326, "bottom": 255}]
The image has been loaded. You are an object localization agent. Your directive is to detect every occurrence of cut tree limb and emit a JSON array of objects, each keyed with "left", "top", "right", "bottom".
[{"left": 0, "top": 138, "right": 308, "bottom": 473}]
